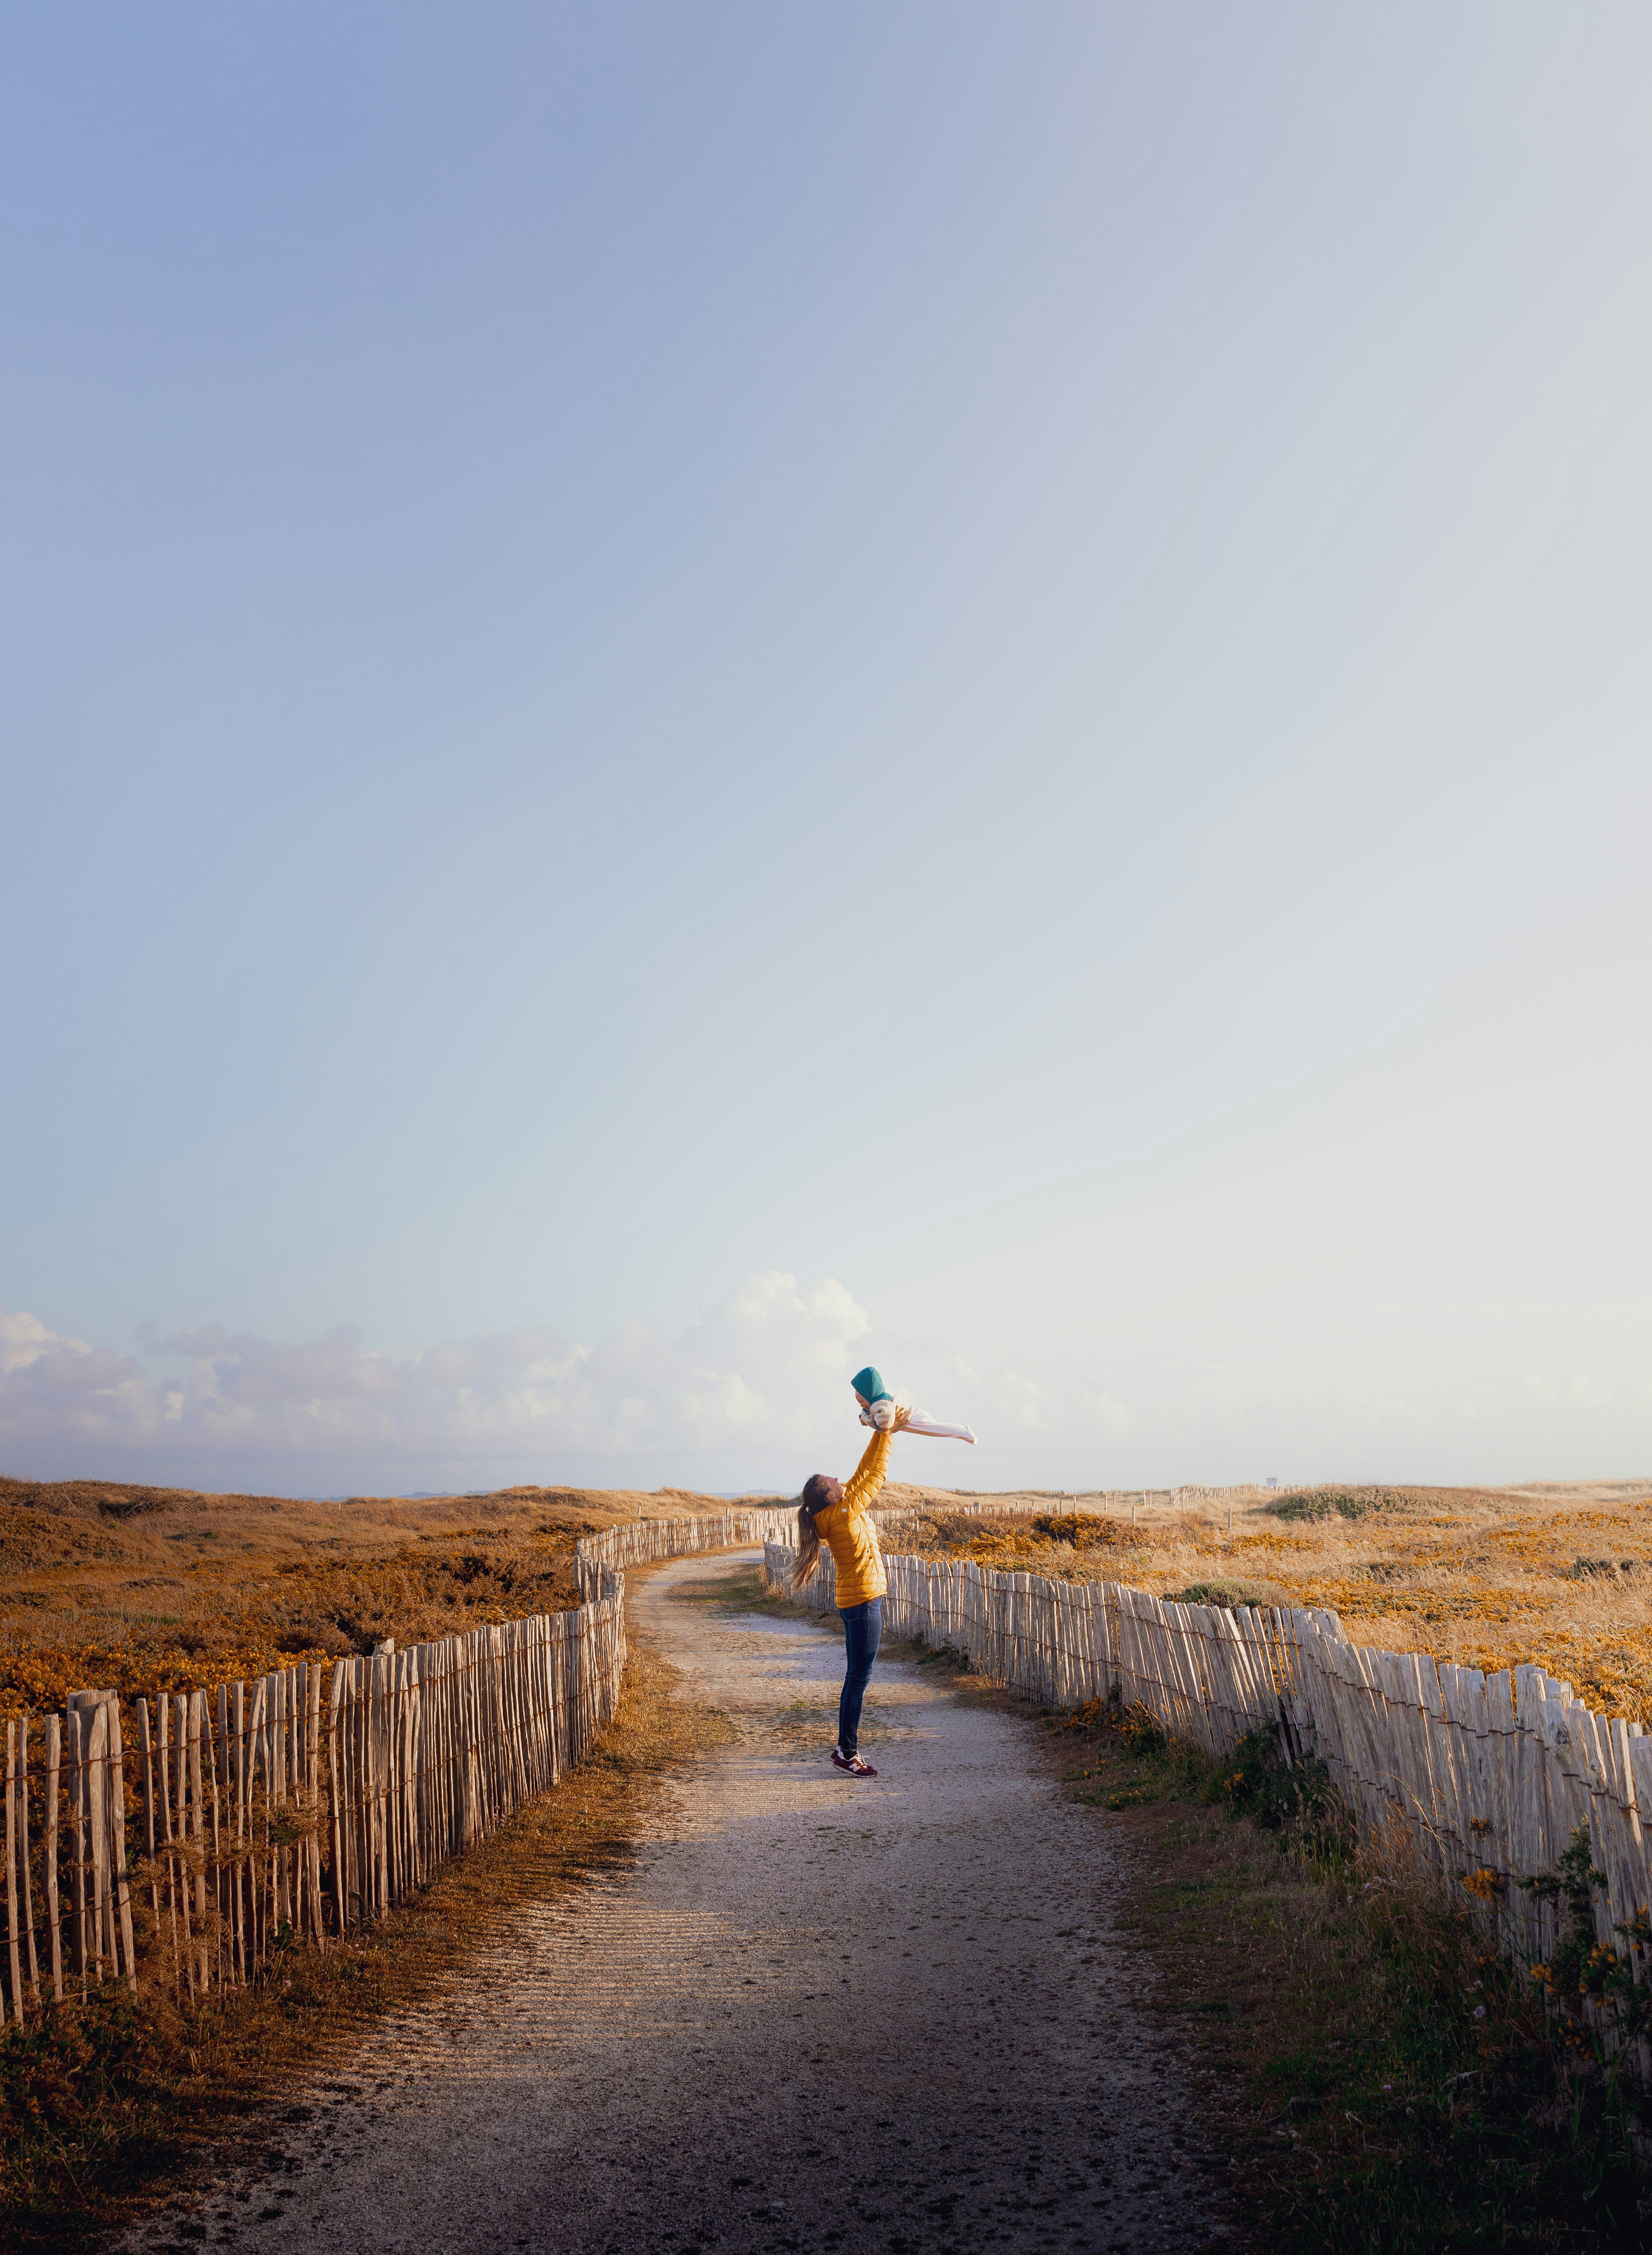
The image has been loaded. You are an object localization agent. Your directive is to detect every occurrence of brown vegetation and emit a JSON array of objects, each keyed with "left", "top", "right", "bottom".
[
  {"left": 892, "top": 1479, "right": 1652, "bottom": 1724},
  {"left": 17, "top": 1464, "right": 1649, "bottom": 1725},
  {"left": 0, "top": 1473, "right": 760, "bottom": 1721}
]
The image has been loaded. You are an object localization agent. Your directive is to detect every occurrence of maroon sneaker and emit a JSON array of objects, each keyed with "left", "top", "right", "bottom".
[{"left": 832, "top": 1748, "right": 878, "bottom": 1777}]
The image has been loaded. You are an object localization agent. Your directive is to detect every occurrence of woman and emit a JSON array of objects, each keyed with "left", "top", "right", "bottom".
[{"left": 793, "top": 1404, "right": 911, "bottom": 1776}]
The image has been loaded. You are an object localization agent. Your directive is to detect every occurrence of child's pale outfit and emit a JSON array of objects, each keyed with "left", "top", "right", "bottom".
[{"left": 850, "top": 1365, "right": 976, "bottom": 1445}]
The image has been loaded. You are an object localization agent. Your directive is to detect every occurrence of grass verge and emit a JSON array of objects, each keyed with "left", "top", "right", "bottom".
[
  {"left": 0, "top": 1643, "right": 733, "bottom": 2254},
  {"left": 1043, "top": 1694, "right": 1648, "bottom": 2252},
  {"left": 688, "top": 1558, "right": 816, "bottom": 1620}
]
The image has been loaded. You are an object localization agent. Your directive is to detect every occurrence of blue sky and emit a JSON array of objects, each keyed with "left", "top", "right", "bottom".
[{"left": 4, "top": 3, "right": 1649, "bottom": 1495}]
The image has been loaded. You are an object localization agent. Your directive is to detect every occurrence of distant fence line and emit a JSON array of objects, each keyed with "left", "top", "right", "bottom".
[
  {"left": 574, "top": 1505, "right": 798, "bottom": 1593},
  {"left": 767, "top": 1538, "right": 1652, "bottom": 1986},
  {"left": 568, "top": 1500, "right": 1064, "bottom": 1595}
]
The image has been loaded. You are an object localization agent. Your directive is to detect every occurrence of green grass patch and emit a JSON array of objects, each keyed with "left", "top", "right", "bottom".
[
  {"left": 1042, "top": 1690, "right": 1648, "bottom": 2249},
  {"left": 699, "top": 1560, "right": 823, "bottom": 1621}
]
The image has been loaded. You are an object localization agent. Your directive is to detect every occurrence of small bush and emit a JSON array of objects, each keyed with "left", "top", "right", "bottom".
[
  {"left": 1058, "top": 1691, "right": 1167, "bottom": 1758},
  {"left": 1212, "top": 1725, "right": 1353, "bottom": 1855},
  {"left": 913, "top": 1642, "right": 972, "bottom": 1671},
  {"left": 275, "top": 1623, "right": 357, "bottom": 1658},
  {"left": 95, "top": 1494, "right": 173, "bottom": 1521},
  {"left": 1026, "top": 1511, "right": 1158, "bottom": 1550},
  {"left": 1524, "top": 1824, "right": 1652, "bottom": 2077},
  {"left": 1263, "top": 1485, "right": 1408, "bottom": 1523},
  {"left": 1172, "top": 1577, "right": 1290, "bottom": 1610}
]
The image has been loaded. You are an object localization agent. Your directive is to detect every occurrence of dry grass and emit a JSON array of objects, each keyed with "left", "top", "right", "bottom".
[
  {"left": 1036, "top": 1699, "right": 1646, "bottom": 2250},
  {"left": 0, "top": 1637, "right": 735, "bottom": 2252},
  {"left": 0, "top": 1473, "right": 773, "bottom": 1719},
  {"left": 893, "top": 1478, "right": 1652, "bottom": 1723}
]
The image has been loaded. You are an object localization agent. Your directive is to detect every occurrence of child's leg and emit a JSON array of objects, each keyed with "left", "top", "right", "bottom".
[{"left": 900, "top": 1413, "right": 977, "bottom": 1442}]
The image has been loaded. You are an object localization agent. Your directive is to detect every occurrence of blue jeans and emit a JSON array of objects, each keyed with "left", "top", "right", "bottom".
[{"left": 837, "top": 1598, "right": 882, "bottom": 1756}]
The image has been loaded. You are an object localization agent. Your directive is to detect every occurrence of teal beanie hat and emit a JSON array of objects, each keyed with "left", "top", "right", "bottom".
[{"left": 851, "top": 1365, "right": 892, "bottom": 1403}]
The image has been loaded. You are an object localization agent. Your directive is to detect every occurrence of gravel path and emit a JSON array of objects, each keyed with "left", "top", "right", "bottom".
[{"left": 123, "top": 1553, "right": 1229, "bottom": 2255}]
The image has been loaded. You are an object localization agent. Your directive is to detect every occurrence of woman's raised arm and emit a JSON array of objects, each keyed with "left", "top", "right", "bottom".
[{"left": 841, "top": 1405, "right": 910, "bottom": 1512}]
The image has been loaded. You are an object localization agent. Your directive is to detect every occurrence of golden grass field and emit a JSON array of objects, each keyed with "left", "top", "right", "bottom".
[
  {"left": 0, "top": 1472, "right": 774, "bottom": 1721},
  {"left": 894, "top": 1478, "right": 1652, "bottom": 1724},
  {"left": 5, "top": 1472, "right": 1651, "bottom": 2250},
  {"left": 6, "top": 1469, "right": 1652, "bottom": 1727}
]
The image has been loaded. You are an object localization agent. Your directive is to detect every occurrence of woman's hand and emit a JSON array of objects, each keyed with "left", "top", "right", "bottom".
[{"left": 890, "top": 1404, "right": 914, "bottom": 1432}]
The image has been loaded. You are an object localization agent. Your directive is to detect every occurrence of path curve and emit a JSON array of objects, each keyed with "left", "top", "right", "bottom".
[{"left": 123, "top": 1552, "right": 1229, "bottom": 2254}]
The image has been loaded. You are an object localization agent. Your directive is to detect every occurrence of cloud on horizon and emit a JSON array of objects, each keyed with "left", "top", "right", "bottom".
[
  {"left": 0, "top": 1274, "right": 877, "bottom": 1491},
  {"left": 8, "top": 1289, "right": 1648, "bottom": 1497}
]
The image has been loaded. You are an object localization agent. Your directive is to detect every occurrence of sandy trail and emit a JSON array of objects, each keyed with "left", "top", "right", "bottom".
[{"left": 123, "top": 1553, "right": 1228, "bottom": 2255}]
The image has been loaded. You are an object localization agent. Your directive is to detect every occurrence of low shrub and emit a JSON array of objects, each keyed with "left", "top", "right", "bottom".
[
  {"left": 1028, "top": 1511, "right": 1158, "bottom": 1549},
  {"left": 1264, "top": 1486, "right": 1408, "bottom": 1523},
  {"left": 1058, "top": 1691, "right": 1168, "bottom": 1759},
  {"left": 1213, "top": 1724, "right": 1354, "bottom": 1854},
  {"left": 1172, "top": 1576, "right": 1291, "bottom": 1610}
]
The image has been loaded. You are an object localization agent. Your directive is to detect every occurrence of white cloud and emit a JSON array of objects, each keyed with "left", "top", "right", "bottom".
[
  {"left": 16, "top": 1277, "right": 1639, "bottom": 1498},
  {"left": 2, "top": 1309, "right": 89, "bottom": 1377},
  {"left": 0, "top": 1311, "right": 158, "bottom": 1443},
  {"left": 0, "top": 1274, "right": 873, "bottom": 1488}
]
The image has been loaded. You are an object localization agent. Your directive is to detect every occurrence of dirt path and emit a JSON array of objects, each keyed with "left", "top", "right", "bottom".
[{"left": 122, "top": 1554, "right": 1229, "bottom": 2255}]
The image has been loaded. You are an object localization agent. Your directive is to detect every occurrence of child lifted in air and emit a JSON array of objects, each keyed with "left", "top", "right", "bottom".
[{"left": 850, "top": 1365, "right": 976, "bottom": 1445}]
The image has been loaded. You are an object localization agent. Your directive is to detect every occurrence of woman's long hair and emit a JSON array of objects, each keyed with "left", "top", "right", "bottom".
[{"left": 792, "top": 1474, "right": 832, "bottom": 1589}]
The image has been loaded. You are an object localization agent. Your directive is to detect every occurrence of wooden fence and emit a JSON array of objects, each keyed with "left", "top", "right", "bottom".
[
  {"left": 768, "top": 1539, "right": 1652, "bottom": 1985},
  {"left": 2, "top": 1695, "right": 139, "bottom": 2012},
  {"left": 0, "top": 1572, "right": 628, "bottom": 2021},
  {"left": 22, "top": 1490, "right": 1635, "bottom": 2034},
  {"left": 573, "top": 1505, "right": 798, "bottom": 1593},
  {"left": 566, "top": 1501, "right": 1053, "bottom": 1596},
  {"left": 0, "top": 1504, "right": 809, "bottom": 2023}
]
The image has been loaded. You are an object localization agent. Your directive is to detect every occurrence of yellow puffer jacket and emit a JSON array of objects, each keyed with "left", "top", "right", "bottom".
[{"left": 812, "top": 1425, "right": 893, "bottom": 1608}]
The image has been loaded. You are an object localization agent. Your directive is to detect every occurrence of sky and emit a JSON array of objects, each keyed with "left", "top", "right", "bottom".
[{"left": 3, "top": 3, "right": 1650, "bottom": 1498}]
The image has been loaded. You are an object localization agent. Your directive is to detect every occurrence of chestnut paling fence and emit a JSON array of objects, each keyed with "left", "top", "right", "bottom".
[
  {"left": 16, "top": 1492, "right": 1642, "bottom": 2033},
  {"left": 0, "top": 1506, "right": 808, "bottom": 2023},
  {"left": 573, "top": 1505, "right": 797, "bottom": 1593},
  {"left": 768, "top": 1539, "right": 1652, "bottom": 1988},
  {"left": 0, "top": 1612, "right": 621, "bottom": 2021},
  {"left": 566, "top": 1498, "right": 1062, "bottom": 1599}
]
